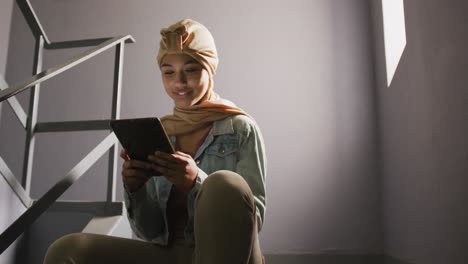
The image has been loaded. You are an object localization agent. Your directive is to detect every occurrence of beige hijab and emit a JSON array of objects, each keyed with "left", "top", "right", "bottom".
[{"left": 157, "top": 19, "right": 250, "bottom": 136}]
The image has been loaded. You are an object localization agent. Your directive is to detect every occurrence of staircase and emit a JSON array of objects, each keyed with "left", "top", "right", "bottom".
[{"left": 0, "top": 1, "right": 135, "bottom": 262}]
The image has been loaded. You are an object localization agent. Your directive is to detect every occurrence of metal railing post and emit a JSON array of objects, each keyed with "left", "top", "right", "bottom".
[
  {"left": 107, "top": 42, "right": 124, "bottom": 203},
  {"left": 22, "top": 35, "right": 44, "bottom": 194},
  {"left": 0, "top": 74, "right": 4, "bottom": 125},
  {"left": 1, "top": 1, "right": 136, "bottom": 254}
]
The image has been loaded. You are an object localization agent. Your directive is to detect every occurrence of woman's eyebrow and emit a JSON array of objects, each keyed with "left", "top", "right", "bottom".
[
  {"left": 184, "top": 59, "right": 198, "bottom": 65},
  {"left": 161, "top": 60, "right": 197, "bottom": 67}
]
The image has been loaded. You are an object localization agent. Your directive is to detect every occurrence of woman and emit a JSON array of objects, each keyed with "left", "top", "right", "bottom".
[{"left": 44, "top": 19, "right": 266, "bottom": 264}]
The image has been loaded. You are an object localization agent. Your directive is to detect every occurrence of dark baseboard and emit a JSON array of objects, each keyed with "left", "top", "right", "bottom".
[
  {"left": 383, "top": 255, "right": 413, "bottom": 264},
  {"left": 263, "top": 254, "right": 411, "bottom": 264}
]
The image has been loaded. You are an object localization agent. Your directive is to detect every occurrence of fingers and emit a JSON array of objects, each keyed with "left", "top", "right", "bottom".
[
  {"left": 121, "top": 159, "right": 157, "bottom": 191},
  {"left": 174, "top": 151, "right": 191, "bottom": 158},
  {"left": 152, "top": 165, "right": 174, "bottom": 178},
  {"left": 147, "top": 152, "right": 182, "bottom": 180},
  {"left": 154, "top": 151, "right": 182, "bottom": 162},
  {"left": 148, "top": 155, "right": 182, "bottom": 180},
  {"left": 120, "top": 149, "right": 130, "bottom": 161},
  {"left": 150, "top": 151, "right": 191, "bottom": 164},
  {"left": 121, "top": 168, "right": 150, "bottom": 192},
  {"left": 148, "top": 154, "right": 183, "bottom": 170},
  {"left": 123, "top": 159, "right": 154, "bottom": 171},
  {"left": 147, "top": 151, "right": 198, "bottom": 188},
  {"left": 122, "top": 168, "right": 149, "bottom": 180}
]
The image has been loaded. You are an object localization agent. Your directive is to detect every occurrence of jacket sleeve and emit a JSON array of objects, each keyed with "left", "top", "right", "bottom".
[
  {"left": 234, "top": 117, "right": 267, "bottom": 231},
  {"left": 123, "top": 178, "right": 165, "bottom": 241}
]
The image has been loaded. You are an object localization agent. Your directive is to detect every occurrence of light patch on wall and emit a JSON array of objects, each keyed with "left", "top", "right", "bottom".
[{"left": 382, "top": 0, "right": 407, "bottom": 87}]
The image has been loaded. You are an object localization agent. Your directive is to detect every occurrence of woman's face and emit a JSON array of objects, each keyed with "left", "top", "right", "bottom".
[{"left": 160, "top": 53, "right": 210, "bottom": 108}]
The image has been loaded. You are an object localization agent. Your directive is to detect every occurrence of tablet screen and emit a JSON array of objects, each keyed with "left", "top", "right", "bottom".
[{"left": 110, "top": 117, "right": 174, "bottom": 162}]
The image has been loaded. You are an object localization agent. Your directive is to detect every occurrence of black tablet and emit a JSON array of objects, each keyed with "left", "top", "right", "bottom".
[{"left": 110, "top": 117, "right": 175, "bottom": 162}]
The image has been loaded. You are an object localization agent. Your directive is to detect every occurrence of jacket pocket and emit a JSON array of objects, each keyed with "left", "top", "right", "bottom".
[
  {"left": 204, "top": 143, "right": 238, "bottom": 171},
  {"left": 205, "top": 143, "right": 237, "bottom": 157}
]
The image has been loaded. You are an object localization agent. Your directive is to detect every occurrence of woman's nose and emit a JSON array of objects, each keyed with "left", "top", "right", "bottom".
[{"left": 175, "top": 72, "right": 187, "bottom": 84}]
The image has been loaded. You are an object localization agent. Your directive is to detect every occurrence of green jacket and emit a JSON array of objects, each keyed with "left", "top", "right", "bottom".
[{"left": 124, "top": 115, "right": 267, "bottom": 245}]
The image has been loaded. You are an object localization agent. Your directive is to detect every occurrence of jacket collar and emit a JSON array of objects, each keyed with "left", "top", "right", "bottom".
[
  {"left": 169, "top": 116, "right": 235, "bottom": 146},
  {"left": 211, "top": 116, "right": 235, "bottom": 136}
]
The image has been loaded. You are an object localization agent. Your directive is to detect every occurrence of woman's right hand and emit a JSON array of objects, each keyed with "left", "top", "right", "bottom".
[{"left": 120, "top": 149, "right": 154, "bottom": 192}]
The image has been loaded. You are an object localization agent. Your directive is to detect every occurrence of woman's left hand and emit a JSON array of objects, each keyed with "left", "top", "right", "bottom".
[{"left": 148, "top": 151, "right": 198, "bottom": 192}]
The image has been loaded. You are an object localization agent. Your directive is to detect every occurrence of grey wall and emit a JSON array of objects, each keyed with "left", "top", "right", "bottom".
[
  {"left": 0, "top": 176, "right": 27, "bottom": 264},
  {"left": 371, "top": 0, "right": 468, "bottom": 263},
  {"left": 0, "top": 0, "right": 14, "bottom": 77},
  {"left": 0, "top": 0, "right": 381, "bottom": 256},
  {"left": 0, "top": 1, "right": 27, "bottom": 264},
  {"left": 0, "top": 0, "right": 14, "bottom": 126}
]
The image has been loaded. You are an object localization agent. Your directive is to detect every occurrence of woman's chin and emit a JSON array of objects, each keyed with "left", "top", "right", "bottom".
[
  {"left": 173, "top": 95, "right": 206, "bottom": 108},
  {"left": 174, "top": 101, "right": 196, "bottom": 108}
]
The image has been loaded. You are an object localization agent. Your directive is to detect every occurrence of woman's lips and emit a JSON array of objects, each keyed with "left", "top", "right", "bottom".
[{"left": 173, "top": 90, "right": 192, "bottom": 98}]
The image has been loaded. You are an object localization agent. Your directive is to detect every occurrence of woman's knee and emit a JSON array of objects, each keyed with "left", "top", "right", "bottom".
[
  {"left": 44, "top": 233, "right": 93, "bottom": 264},
  {"left": 199, "top": 170, "right": 254, "bottom": 206}
]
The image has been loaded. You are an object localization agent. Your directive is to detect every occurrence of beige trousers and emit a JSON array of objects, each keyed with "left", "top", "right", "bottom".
[{"left": 43, "top": 170, "right": 262, "bottom": 264}]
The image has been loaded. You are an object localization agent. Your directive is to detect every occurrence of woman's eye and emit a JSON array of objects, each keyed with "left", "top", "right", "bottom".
[
  {"left": 185, "top": 68, "right": 199, "bottom": 73},
  {"left": 163, "top": 71, "right": 174, "bottom": 75}
]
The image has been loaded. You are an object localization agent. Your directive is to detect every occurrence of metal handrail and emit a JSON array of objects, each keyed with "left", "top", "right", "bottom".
[
  {"left": 45, "top": 37, "right": 114, "bottom": 50},
  {"left": 0, "top": 157, "right": 32, "bottom": 208},
  {"left": 47, "top": 201, "right": 123, "bottom": 216},
  {"left": 16, "top": 0, "right": 50, "bottom": 44},
  {"left": 0, "top": 35, "right": 135, "bottom": 103},
  {"left": 16, "top": 0, "right": 117, "bottom": 50},
  {"left": 35, "top": 120, "right": 113, "bottom": 133},
  {"left": 0, "top": 0, "right": 135, "bottom": 255},
  {"left": 0, "top": 76, "right": 27, "bottom": 127},
  {"left": 0, "top": 133, "right": 117, "bottom": 254}
]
